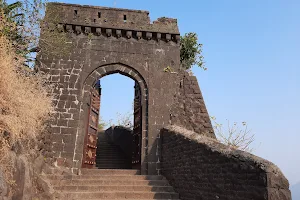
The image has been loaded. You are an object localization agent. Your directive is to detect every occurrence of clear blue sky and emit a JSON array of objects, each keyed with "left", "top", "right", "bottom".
[{"left": 54, "top": 0, "right": 299, "bottom": 185}]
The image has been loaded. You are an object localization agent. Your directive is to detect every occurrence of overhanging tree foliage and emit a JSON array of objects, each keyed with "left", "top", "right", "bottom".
[
  {"left": 0, "top": 1, "right": 28, "bottom": 58},
  {"left": 0, "top": 0, "right": 72, "bottom": 67},
  {"left": 180, "top": 32, "right": 206, "bottom": 71}
]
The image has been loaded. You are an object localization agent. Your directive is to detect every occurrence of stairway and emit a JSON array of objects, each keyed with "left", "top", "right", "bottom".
[
  {"left": 96, "top": 132, "right": 131, "bottom": 169},
  {"left": 47, "top": 169, "right": 180, "bottom": 200}
]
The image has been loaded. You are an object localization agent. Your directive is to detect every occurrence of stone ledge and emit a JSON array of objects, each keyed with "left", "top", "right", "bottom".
[{"left": 56, "top": 23, "right": 180, "bottom": 43}]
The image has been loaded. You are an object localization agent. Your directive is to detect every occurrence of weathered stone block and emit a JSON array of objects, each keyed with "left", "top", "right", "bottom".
[
  {"left": 61, "top": 127, "right": 77, "bottom": 135},
  {"left": 57, "top": 119, "right": 68, "bottom": 127}
]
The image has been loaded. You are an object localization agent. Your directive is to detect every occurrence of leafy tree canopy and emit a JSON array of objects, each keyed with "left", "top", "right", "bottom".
[{"left": 180, "top": 32, "right": 206, "bottom": 71}]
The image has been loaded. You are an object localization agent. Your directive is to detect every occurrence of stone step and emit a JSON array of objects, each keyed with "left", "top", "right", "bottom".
[
  {"left": 54, "top": 185, "right": 174, "bottom": 192},
  {"left": 80, "top": 169, "right": 140, "bottom": 175},
  {"left": 96, "top": 155, "right": 127, "bottom": 158},
  {"left": 96, "top": 154, "right": 126, "bottom": 157},
  {"left": 96, "top": 157, "right": 131, "bottom": 162},
  {"left": 96, "top": 153, "right": 124, "bottom": 155},
  {"left": 55, "top": 191, "right": 179, "bottom": 199},
  {"left": 95, "top": 158, "right": 130, "bottom": 160},
  {"left": 95, "top": 156, "right": 129, "bottom": 159},
  {"left": 97, "top": 142, "right": 118, "bottom": 145},
  {"left": 96, "top": 151, "right": 126, "bottom": 154},
  {"left": 95, "top": 160, "right": 129, "bottom": 163},
  {"left": 95, "top": 160, "right": 130, "bottom": 164},
  {"left": 95, "top": 162, "right": 130, "bottom": 165},
  {"left": 95, "top": 164, "right": 131, "bottom": 167},
  {"left": 96, "top": 166, "right": 132, "bottom": 169},
  {"left": 47, "top": 175, "right": 164, "bottom": 180},
  {"left": 95, "top": 163, "right": 131, "bottom": 166},
  {"left": 95, "top": 166, "right": 132, "bottom": 169},
  {"left": 96, "top": 150, "right": 124, "bottom": 153},
  {"left": 96, "top": 146, "right": 123, "bottom": 149},
  {"left": 97, "top": 146, "right": 120, "bottom": 149},
  {"left": 96, "top": 155, "right": 127, "bottom": 157},
  {"left": 96, "top": 145, "right": 120, "bottom": 147},
  {"left": 95, "top": 162, "right": 131, "bottom": 165},
  {"left": 96, "top": 154, "right": 124, "bottom": 156},
  {"left": 96, "top": 149, "right": 119, "bottom": 151},
  {"left": 96, "top": 163, "right": 130, "bottom": 165},
  {"left": 49, "top": 179, "right": 170, "bottom": 186},
  {"left": 96, "top": 151, "right": 126, "bottom": 153},
  {"left": 73, "top": 199, "right": 180, "bottom": 200},
  {"left": 95, "top": 164, "right": 131, "bottom": 166},
  {"left": 95, "top": 166, "right": 131, "bottom": 168}
]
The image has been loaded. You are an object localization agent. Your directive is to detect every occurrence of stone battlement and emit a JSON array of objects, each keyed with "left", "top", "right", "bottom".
[{"left": 47, "top": 2, "right": 180, "bottom": 36}]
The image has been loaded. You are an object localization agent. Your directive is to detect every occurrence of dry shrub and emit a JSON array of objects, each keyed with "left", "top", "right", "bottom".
[
  {"left": 210, "top": 116, "right": 255, "bottom": 152},
  {"left": 0, "top": 23, "right": 53, "bottom": 181}
]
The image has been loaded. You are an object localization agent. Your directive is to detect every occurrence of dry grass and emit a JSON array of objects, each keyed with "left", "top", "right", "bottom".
[
  {"left": 210, "top": 116, "right": 255, "bottom": 152},
  {"left": 0, "top": 22, "right": 53, "bottom": 182}
]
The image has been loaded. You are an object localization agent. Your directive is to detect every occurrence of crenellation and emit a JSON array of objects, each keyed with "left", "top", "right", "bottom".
[
  {"left": 47, "top": 2, "right": 178, "bottom": 34},
  {"left": 47, "top": 2, "right": 180, "bottom": 43}
]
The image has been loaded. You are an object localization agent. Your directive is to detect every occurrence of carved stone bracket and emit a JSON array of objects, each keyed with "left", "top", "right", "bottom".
[
  {"left": 96, "top": 28, "right": 101, "bottom": 36},
  {"left": 75, "top": 26, "right": 82, "bottom": 34},
  {"left": 58, "top": 24, "right": 180, "bottom": 43},
  {"left": 57, "top": 24, "right": 64, "bottom": 32},
  {"left": 66, "top": 24, "right": 73, "bottom": 33},
  {"left": 157, "top": 33, "right": 162, "bottom": 41},
  {"left": 137, "top": 32, "right": 142, "bottom": 40},
  {"left": 166, "top": 34, "right": 171, "bottom": 42},
  {"left": 116, "top": 30, "right": 122, "bottom": 38},
  {"left": 106, "top": 29, "right": 112, "bottom": 37},
  {"left": 85, "top": 27, "right": 91, "bottom": 34},
  {"left": 126, "top": 30, "right": 132, "bottom": 38},
  {"left": 146, "top": 32, "right": 152, "bottom": 40}
]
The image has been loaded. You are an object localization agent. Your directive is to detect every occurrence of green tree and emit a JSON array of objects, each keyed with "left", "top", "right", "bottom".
[
  {"left": 98, "top": 117, "right": 106, "bottom": 131},
  {"left": 0, "top": 1, "right": 22, "bottom": 20},
  {"left": 180, "top": 32, "right": 206, "bottom": 71},
  {"left": 0, "top": 1, "right": 27, "bottom": 57},
  {"left": 0, "top": 0, "right": 71, "bottom": 67}
]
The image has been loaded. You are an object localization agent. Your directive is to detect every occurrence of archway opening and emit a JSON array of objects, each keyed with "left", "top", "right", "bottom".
[{"left": 82, "top": 73, "right": 142, "bottom": 170}]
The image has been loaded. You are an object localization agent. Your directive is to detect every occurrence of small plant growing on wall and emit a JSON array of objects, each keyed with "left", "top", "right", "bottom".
[
  {"left": 180, "top": 32, "right": 207, "bottom": 71},
  {"left": 163, "top": 66, "right": 173, "bottom": 72},
  {"left": 98, "top": 117, "right": 106, "bottom": 131}
]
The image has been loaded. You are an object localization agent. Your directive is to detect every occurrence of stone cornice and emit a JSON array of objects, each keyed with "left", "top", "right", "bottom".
[{"left": 57, "top": 23, "right": 181, "bottom": 43}]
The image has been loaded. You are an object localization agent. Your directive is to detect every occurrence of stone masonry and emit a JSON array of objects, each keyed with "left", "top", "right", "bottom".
[
  {"left": 161, "top": 126, "right": 291, "bottom": 200},
  {"left": 37, "top": 2, "right": 213, "bottom": 175}
]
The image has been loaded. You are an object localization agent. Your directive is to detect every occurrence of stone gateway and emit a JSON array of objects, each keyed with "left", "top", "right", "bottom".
[{"left": 37, "top": 2, "right": 291, "bottom": 200}]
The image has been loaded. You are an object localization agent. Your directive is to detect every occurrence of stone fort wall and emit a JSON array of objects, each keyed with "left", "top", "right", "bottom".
[
  {"left": 161, "top": 126, "right": 291, "bottom": 200},
  {"left": 37, "top": 2, "right": 214, "bottom": 175}
]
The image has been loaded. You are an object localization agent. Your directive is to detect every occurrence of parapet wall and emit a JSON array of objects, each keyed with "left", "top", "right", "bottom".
[
  {"left": 46, "top": 2, "right": 179, "bottom": 39},
  {"left": 161, "top": 125, "right": 291, "bottom": 200}
]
